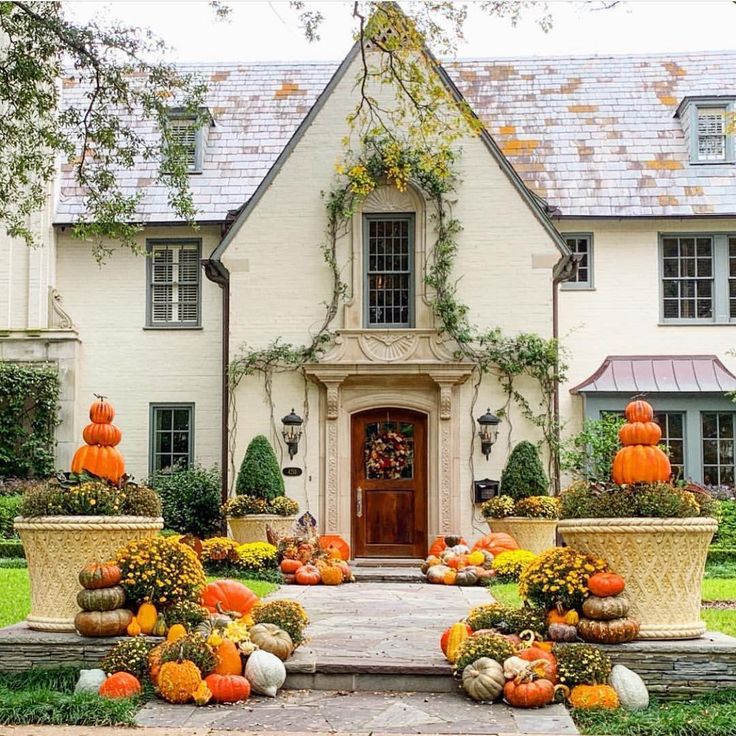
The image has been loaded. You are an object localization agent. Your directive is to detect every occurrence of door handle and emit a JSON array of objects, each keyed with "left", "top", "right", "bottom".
[{"left": 356, "top": 486, "right": 363, "bottom": 518}]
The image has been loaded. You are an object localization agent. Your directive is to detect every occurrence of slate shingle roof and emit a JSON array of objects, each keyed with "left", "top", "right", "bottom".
[{"left": 55, "top": 50, "right": 736, "bottom": 224}]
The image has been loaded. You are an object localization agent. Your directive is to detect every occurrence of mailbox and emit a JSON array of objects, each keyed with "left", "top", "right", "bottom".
[{"left": 474, "top": 478, "right": 499, "bottom": 503}]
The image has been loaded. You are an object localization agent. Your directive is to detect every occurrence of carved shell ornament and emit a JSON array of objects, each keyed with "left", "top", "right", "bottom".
[{"left": 358, "top": 332, "right": 419, "bottom": 362}]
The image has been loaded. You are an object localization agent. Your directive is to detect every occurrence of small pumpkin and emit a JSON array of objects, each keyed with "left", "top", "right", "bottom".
[
  {"left": 588, "top": 572, "right": 626, "bottom": 598},
  {"left": 244, "top": 649, "right": 286, "bottom": 697},
  {"left": 624, "top": 398, "right": 654, "bottom": 423},
  {"left": 83, "top": 422, "right": 122, "bottom": 447},
  {"left": 205, "top": 673, "right": 251, "bottom": 703},
  {"left": 503, "top": 655, "right": 530, "bottom": 680},
  {"left": 77, "top": 585, "right": 126, "bottom": 612},
  {"left": 428, "top": 535, "right": 468, "bottom": 557},
  {"left": 249, "top": 623, "right": 293, "bottom": 661},
  {"left": 443, "top": 568, "right": 457, "bottom": 585},
  {"left": 201, "top": 579, "right": 258, "bottom": 617},
  {"left": 192, "top": 681, "right": 212, "bottom": 706},
  {"left": 547, "top": 623, "right": 578, "bottom": 642},
  {"left": 462, "top": 657, "right": 505, "bottom": 702},
  {"left": 426, "top": 565, "right": 451, "bottom": 584},
  {"left": 609, "top": 664, "right": 649, "bottom": 711},
  {"left": 569, "top": 684, "right": 620, "bottom": 710},
  {"left": 295, "top": 564, "right": 321, "bottom": 586},
  {"left": 444, "top": 622, "right": 471, "bottom": 664},
  {"left": 517, "top": 646, "right": 557, "bottom": 683},
  {"left": 136, "top": 602, "right": 158, "bottom": 635},
  {"left": 214, "top": 639, "right": 243, "bottom": 676},
  {"left": 582, "top": 594, "right": 630, "bottom": 621},
  {"left": 455, "top": 567, "right": 479, "bottom": 587},
  {"left": 619, "top": 421, "right": 661, "bottom": 447},
  {"left": 280, "top": 559, "right": 301, "bottom": 574},
  {"left": 99, "top": 671, "right": 141, "bottom": 699},
  {"left": 158, "top": 660, "right": 202, "bottom": 704},
  {"left": 547, "top": 604, "right": 579, "bottom": 627},
  {"left": 79, "top": 562, "right": 122, "bottom": 590},
  {"left": 577, "top": 617, "right": 640, "bottom": 644},
  {"left": 467, "top": 550, "right": 485, "bottom": 567},
  {"left": 75, "top": 609, "right": 133, "bottom": 637},
  {"left": 318, "top": 534, "right": 350, "bottom": 561},
  {"left": 319, "top": 564, "right": 343, "bottom": 586},
  {"left": 152, "top": 612, "right": 168, "bottom": 637},
  {"left": 167, "top": 623, "right": 187, "bottom": 643},
  {"left": 148, "top": 643, "right": 166, "bottom": 684},
  {"left": 127, "top": 617, "right": 142, "bottom": 637},
  {"left": 503, "top": 660, "right": 558, "bottom": 708},
  {"left": 89, "top": 396, "right": 116, "bottom": 423}
]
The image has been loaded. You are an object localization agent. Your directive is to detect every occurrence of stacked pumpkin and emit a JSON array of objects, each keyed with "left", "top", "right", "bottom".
[
  {"left": 71, "top": 396, "right": 125, "bottom": 484},
  {"left": 578, "top": 572, "right": 640, "bottom": 644},
  {"left": 74, "top": 562, "right": 133, "bottom": 637},
  {"left": 421, "top": 533, "right": 518, "bottom": 586},
  {"left": 279, "top": 536, "right": 353, "bottom": 585},
  {"left": 95, "top": 578, "right": 302, "bottom": 706}
]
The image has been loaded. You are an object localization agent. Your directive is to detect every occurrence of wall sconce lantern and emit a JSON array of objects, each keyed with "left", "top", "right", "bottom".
[
  {"left": 281, "top": 408, "right": 304, "bottom": 460},
  {"left": 477, "top": 408, "right": 500, "bottom": 460}
]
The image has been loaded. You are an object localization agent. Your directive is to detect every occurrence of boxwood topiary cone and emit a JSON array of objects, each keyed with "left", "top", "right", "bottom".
[
  {"left": 236, "top": 435, "right": 285, "bottom": 501},
  {"left": 499, "top": 441, "right": 548, "bottom": 501}
]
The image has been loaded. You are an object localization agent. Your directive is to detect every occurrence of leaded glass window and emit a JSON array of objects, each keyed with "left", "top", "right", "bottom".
[
  {"left": 364, "top": 214, "right": 414, "bottom": 327},
  {"left": 661, "top": 236, "right": 713, "bottom": 319}
]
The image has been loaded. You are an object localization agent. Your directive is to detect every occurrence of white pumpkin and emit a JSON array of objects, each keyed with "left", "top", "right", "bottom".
[
  {"left": 450, "top": 544, "right": 470, "bottom": 555},
  {"left": 609, "top": 665, "right": 649, "bottom": 711},
  {"left": 74, "top": 668, "right": 107, "bottom": 694},
  {"left": 462, "top": 657, "right": 505, "bottom": 702},
  {"left": 244, "top": 649, "right": 286, "bottom": 697},
  {"left": 502, "top": 655, "right": 529, "bottom": 680}
]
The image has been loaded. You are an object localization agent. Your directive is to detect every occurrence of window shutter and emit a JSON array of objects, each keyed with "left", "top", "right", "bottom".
[
  {"left": 151, "top": 247, "right": 173, "bottom": 323},
  {"left": 171, "top": 121, "right": 199, "bottom": 170},
  {"left": 697, "top": 108, "right": 726, "bottom": 161},
  {"left": 149, "top": 242, "right": 200, "bottom": 325},
  {"left": 178, "top": 246, "right": 199, "bottom": 323}
]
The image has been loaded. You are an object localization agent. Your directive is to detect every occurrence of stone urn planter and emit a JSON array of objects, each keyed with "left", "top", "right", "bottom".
[
  {"left": 14, "top": 515, "right": 163, "bottom": 633},
  {"left": 557, "top": 517, "right": 717, "bottom": 640},
  {"left": 228, "top": 515, "right": 298, "bottom": 544},
  {"left": 487, "top": 517, "right": 557, "bottom": 555}
]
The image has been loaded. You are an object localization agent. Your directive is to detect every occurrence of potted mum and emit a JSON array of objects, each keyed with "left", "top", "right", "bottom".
[
  {"left": 481, "top": 441, "right": 557, "bottom": 554},
  {"left": 14, "top": 395, "right": 163, "bottom": 632},
  {"left": 225, "top": 435, "right": 299, "bottom": 544},
  {"left": 557, "top": 398, "right": 717, "bottom": 640}
]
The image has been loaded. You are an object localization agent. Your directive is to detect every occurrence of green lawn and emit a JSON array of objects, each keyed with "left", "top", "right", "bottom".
[{"left": 0, "top": 569, "right": 277, "bottom": 628}]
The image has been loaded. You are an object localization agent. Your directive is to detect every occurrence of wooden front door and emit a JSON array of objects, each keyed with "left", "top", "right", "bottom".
[{"left": 351, "top": 408, "right": 427, "bottom": 558}]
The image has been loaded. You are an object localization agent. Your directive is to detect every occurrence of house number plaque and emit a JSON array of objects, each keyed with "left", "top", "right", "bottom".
[{"left": 282, "top": 467, "right": 303, "bottom": 477}]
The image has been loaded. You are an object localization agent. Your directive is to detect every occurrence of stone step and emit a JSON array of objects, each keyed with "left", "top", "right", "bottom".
[
  {"left": 351, "top": 557, "right": 424, "bottom": 568},
  {"left": 351, "top": 566, "right": 424, "bottom": 583}
]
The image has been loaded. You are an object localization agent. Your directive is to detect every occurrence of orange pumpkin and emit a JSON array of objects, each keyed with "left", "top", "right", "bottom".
[
  {"left": 588, "top": 571, "right": 625, "bottom": 597},
  {"left": 619, "top": 421, "right": 661, "bottom": 447},
  {"left": 79, "top": 562, "right": 121, "bottom": 590},
  {"left": 202, "top": 580, "right": 258, "bottom": 617},
  {"left": 625, "top": 399, "right": 654, "bottom": 423},
  {"left": 295, "top": 564, "right": 321, "bottom": 585},
  {"left": 89, "top": 396, "right": 116, "bottom": 423},
  {"left": 443, "top": 568, "right": 457, "bottom": 585},
  {"left": 472, "top": 532, "right": 519, "bottom": 557},
  {"left": 83, "top": 422, "right": 122, "bottom": 447},
  {"left": 319, "top": 564, "right": 344, "bottom": 586},
  {"left": 612, "top": 444, "right": 671, "bottom": 485},
  {"left": 214, "top": 639, "right": 242, "bottom": 675},
  {"left": 428, "top": 536, "right": 468, "bottom": 557},
  {"left": 446, "top": 555, "right": 468, "bottom": 570},
  {"left": 71, "top": 444, "right": 125, "bottom": 484},
  {"left": 205, "top": 673, "right": 251, "bottom": 703},
  {"left": 318, "top": 535, "right": 350, "bottom": 561},
  {"left": 504, "top": 665, "right": 557, "bottom": 708},
  {"left": 517, "top": 647, "right": 558, "bottom": 684},
  {"left": 99, "top": 672, "right": 141, "bottom": 699},
  {"left": 280, "top": 559, "right": 301, "bottom": 574}
]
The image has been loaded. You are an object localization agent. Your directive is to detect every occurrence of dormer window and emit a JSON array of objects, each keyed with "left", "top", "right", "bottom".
[
  {"left": 676, "top": 96, "right": 734, "bottom": 164},
  {"left": 165, "top": 108, "right": 213, "bottom": 174}
]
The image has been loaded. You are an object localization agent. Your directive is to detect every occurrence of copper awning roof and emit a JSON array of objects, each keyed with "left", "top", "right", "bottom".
[{"left": 570, "top": 355, "right": 736, "bottom": 394}]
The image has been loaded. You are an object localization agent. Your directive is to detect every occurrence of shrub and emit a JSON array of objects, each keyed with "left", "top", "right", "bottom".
[
  {"left": 235, "top": 435, "right": 284, "bottom": 500},
  {"left": 481, "top": 495, "right": 514, "bottom": 519},
  {"left": 714, "top": 500, "right": 736, "bottom": 547},
  {"left": 465, "top": 603, "right": 546, "bottom": 635},
  {"left": 0, "top": 495, "right": 22, "bottom": 539},
  {"left": 560, "top": 415, "right": 624, "bottom": 483},
  {"left": 163, "top": 600, "right": 209, "bottom": 629},
  {"left": 0, "top": 362, "right": 60, "bottom": 478},
  {"left": 519, "top": 547, "right": 608, "bottom": 610},
  {"left": 235, "top": 542, "right": 278, "bottom": 571},
  {"left": 120, "top": 484, "right": 162, "bottom": 518},
  {"left": 554, "top": 643, "right": 612, "bottom": 686},
  {"left": 102, "top": 638, "right": 155, "bottom": 679},
  {"left": 0, "top": 540, "right": 24, "bottom": 558},
  {"left": 150, "top": 464, "right": 222, "bottom": 538},
  {"left": 271, "top": 496, "right": 299, "bottom": 516},
  {"left": 500, "top": 441, "right": 548, "bottom": 500},
  {"left": 491, "top": 549, "right": 538, "bottom": 582},
  {"left": 513, "top": 496, "right": 559, "bottom": 519},
  {"left": 454, "top": 632, "right": 515, "bottom": 672},
  {"left": 560, "top": 482, "right": 712, "bottom": 519},
  {"left": 116, "top": 536, "right": 206, "bottom": 606},
  {"left": 252, "top": 599, "right": 308, "bottom": 645}
]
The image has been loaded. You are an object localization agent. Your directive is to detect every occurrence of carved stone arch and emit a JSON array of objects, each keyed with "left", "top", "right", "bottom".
[{"left": 344, "top": 181, "right": 433, "bottom": 329}]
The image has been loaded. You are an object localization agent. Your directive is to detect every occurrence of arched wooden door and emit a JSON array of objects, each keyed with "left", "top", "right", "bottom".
[{"left": 351, "top": 408, "right": 427, "bottom": 558}]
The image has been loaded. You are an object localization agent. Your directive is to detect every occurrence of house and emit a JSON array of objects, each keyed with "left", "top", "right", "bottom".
[{"left": 2, "top": 44, "right": 736, "bottom": 553}]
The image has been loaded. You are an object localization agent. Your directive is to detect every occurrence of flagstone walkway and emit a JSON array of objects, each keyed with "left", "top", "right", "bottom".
[{"left": 136, "top": 583, "right": 578, "bottom": 734}]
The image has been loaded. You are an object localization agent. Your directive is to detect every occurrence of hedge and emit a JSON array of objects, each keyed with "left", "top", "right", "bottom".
[
  {"left": 707, "top": 547, "right": 736, "bottom": 565},
  {"left": 0, "top": 540, "right": 24, "bottom": 559}
]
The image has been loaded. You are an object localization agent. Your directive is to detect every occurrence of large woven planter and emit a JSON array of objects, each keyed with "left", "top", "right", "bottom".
[
  {"left": 14, "top": 515, "right": 163, "bottom": 633},
  {"left": 228, "top": 515, "right": 297, "bottom": 544},
  {"left": 487, "top": 518, "right": 557, "bottom": 555},
  {"left": 557, "top": 517, "right": 717, "bottom": 640}
]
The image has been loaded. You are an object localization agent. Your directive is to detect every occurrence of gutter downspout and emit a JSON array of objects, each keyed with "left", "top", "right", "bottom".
[
  {"left": 552, "top": 252, "right": 579, "bottom": 495},
  {"left": 202, "top": 257, "right": 230, "bottom": 506}
]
